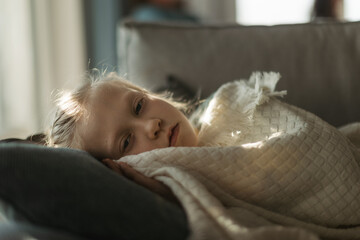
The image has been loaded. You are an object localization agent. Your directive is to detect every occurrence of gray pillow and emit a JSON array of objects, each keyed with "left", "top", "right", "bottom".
[
  {"left": 0, "top": 143, "right": 189, "bottom": 240},
  {"left": 0, "top": 222, "right": 88, "bottom": 240}
]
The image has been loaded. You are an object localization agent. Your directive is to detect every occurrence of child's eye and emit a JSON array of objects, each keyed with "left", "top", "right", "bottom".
[
  {"left": 123, "top": 134, "right": 131, "bottom": 151},
  {"left": 135, "top": 98, "right": 144, "bottom": 115}
]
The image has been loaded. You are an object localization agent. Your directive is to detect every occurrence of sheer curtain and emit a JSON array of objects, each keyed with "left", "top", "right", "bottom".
[{"left": 0, "top": 0, "right": 86, "bottom": 139}]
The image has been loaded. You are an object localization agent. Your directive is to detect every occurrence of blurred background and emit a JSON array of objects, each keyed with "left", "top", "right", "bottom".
[{"left": 0, "top": 0, "right": 359, "bottom": 139}]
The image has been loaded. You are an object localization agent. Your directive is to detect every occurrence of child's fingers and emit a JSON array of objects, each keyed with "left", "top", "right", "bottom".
[
  {"left": 117, "top": 162, "right": 150, "bottom": 183},
  {"left": 118, "top": 163, "right": 169, "bottom": 191},
  {"left": 117, "top": 162, "right": 179, "bottom": 204},
  {"left": 106, "top": 161, "right": 156, "bottom": 190},
  {"left": 101, "top": 159, "right": 124, "bottom": 175},
  {"left": 117, "top": 162, "right": 141, "bottom": 181}
]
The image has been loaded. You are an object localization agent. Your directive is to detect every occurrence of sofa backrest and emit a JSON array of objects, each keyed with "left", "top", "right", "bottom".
[{"left": 117, "top": 21, "right": 360, "bottom": 127}]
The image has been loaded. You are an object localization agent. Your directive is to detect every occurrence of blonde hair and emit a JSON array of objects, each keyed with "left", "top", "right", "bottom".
[{"left": 47, "top": 71, "right": 188, "bottom": 149}]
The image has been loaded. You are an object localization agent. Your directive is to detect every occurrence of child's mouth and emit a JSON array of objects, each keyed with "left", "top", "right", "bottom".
[{"left": 169, "top": 123, "right": 179, "bottom": 147}]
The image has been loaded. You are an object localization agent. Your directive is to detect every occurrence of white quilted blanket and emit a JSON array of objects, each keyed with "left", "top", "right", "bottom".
[{"left": 118, "top": 72, "right": 360, "bottom": 240}]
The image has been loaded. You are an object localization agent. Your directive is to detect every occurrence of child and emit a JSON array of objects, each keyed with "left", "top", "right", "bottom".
[
  {"left": 48, "top": 71, "right": 360, "bottom": 239},
  {"left": 48, "top": 71, "right": 198, "bottom": 155},
  {"left": 47, "top": 71, "right": 198, "bottom": 202}
]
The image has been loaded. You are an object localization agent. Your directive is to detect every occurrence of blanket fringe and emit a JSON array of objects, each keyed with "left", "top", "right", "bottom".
[
  {"left": 247, "top": 71, "right": 287, "bottom": 103},
  {"left": 197, "top": 71, "right": 286, "bottom": 146}
]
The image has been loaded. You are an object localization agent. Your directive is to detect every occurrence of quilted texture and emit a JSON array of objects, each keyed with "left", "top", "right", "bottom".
[{"left": 118, "top": 72, "right": 360, "bottom": 240}]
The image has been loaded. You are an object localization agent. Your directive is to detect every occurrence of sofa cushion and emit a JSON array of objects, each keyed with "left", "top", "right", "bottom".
[
  {"left": 0, "top": 143, "right": 188, "bottom": 240},
  {"left": 117, "top": 21, "right": 360, "bottom": 127}
]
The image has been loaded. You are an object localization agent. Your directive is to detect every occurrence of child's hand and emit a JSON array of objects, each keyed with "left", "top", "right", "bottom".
[
  {"left": 102, "top": 159, "right": 180, "bottom": 205},
  {"left": 102, "top": 158, "right": 125, "bottom": 176}
]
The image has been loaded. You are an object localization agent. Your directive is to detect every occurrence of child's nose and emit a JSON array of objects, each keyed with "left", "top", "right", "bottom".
[{"left": 145, "top": 119, "right": 161, "bottom": 139}]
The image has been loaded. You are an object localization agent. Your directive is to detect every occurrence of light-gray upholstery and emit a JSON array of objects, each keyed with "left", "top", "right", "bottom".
[{"left": 118, "top": 21, "right": 360, "bottom": 127}]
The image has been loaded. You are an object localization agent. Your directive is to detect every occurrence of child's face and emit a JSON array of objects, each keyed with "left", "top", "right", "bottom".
[{"left": 77, "top": 84, "right": 198, "bottom": 160}]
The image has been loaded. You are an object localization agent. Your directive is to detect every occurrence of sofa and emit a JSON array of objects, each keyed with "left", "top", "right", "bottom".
[
  {"left": 118, "top": 20, "right": 360, "bottom": 127},
  {"left": 1, "top": 20, "right": 360, "bottom": 239}
]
